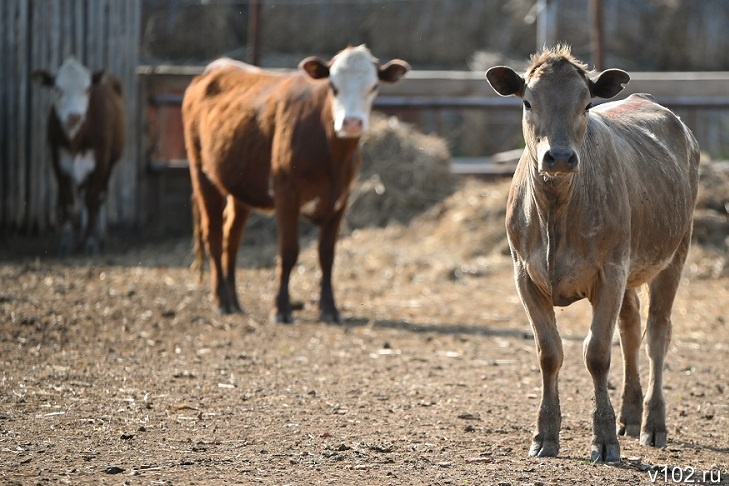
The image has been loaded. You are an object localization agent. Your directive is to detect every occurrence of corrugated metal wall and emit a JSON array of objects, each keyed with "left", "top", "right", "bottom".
[{"left": 0, "top": 0, "right": 141, "bottom": 233}]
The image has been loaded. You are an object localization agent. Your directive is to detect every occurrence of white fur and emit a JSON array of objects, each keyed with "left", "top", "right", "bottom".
[
  {"left": 53, "top": 57, "right": 92, "bottom": 139},
  {"left": 328, "top": 45, "right": 379, "bottom": 138},
  {"left": 59, "top": 148, "right": 96, "bottom": 185}
]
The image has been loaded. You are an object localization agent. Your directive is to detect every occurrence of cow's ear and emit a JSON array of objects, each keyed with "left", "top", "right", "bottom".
[
  {"left": 590, "top": 69, "right": 630, "bottom": 99},
  {"left": 486, "top": 66, "right": 525, "bottom": 97},
  {"left": 378, "top": 60, "right": 410, "bottom": 83},
  {"left": 91, "top": 70, "right": 106, "bottom": 84},
  {"left": 32, "top": 70, "right": 55, "bottom": 87},
  {"left": 299, "top": 57, "right": 330, "bottom": 79}
]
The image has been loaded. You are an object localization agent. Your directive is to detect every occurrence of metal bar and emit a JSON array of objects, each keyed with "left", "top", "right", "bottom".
[
  {"left": 247, "top": 0, "right": 262, "bottom": 66},
  {"left": 148, "top": 92, "right": 729, "bottom": 110},
  {"left": 590, "top": 0, "right": 604, "bottom": 70}
]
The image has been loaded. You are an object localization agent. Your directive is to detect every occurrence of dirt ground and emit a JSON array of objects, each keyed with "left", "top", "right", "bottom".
[{"left": 1, "top": 177, "right": 728, "bottom": 485}]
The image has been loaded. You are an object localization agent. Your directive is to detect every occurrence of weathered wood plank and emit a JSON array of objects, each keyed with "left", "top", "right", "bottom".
[{"left": 1, "top": 0, "right": 142, "bottom": 233}]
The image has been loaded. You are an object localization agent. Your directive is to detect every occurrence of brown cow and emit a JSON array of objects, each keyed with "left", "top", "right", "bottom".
[
  {"left": 486, "top": 46, "right": 699, "bottom": 462},
  {"left": 183, "top": 45, "right": 409, "bottom": 323},
  {"left": 33, "top": 57, "right": 125, "bottom": 254}
]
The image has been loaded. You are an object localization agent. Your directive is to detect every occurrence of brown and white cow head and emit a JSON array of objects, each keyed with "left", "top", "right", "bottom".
[
  {"left": 299, "top": 45, "right": 409, "bottom": 138},
  {"left": 486, "top": 46, "right": 629, "bottom": 177},
  {"left": 33, "top": 57, "right": 105, "bottom": 140}
]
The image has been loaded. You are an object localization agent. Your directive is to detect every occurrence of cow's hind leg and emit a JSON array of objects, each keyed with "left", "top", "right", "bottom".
[
  {"left": 317, "top": 207, "right": 346, "bottom": 324},
  {"left": 274, "top": 196, "right": 300, "bottom": 324},
  {"left": 515, "top": 267, "right": 562, "bottom": 457},
  {"left": 617, "top": 288, "right": 643, "bottom": 437},
  {"left": 222, "top": 197, "right": 249, "bottom": 313},
  {"left": 191, "top": 167, "right": 236, "bottom": 314},
  {"left": 642, "top": 232, "right": 690, "bottom": 448}
]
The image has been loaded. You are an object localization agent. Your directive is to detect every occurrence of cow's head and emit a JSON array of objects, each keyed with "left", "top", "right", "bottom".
[
  {"left": 33, "top": 57, "right": 105, "bottom": 140},
  {"left": 486, "top": 46, "right": 629, "bottom": 177},
  {"left": 299, "top": 45, "right": 409, "bottom": 138}
]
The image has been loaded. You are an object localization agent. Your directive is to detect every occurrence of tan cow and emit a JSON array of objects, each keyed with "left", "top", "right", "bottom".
[
  {"left": 486, "top": 46, "right": 699, "bottom": 462},
  {"left": 183, "top": 45, "right": 409, "bottom": 323}
]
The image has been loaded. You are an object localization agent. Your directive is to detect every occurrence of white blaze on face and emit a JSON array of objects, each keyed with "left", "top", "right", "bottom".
[
  {"left": 53, "top": 58, "right": 92, "bottom": 139},
  {"left": 328, "top": 46, "right": 379, "bottom": 138}
]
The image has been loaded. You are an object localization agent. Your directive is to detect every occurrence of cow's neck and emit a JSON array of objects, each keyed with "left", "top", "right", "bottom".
[
  {"left": 320, "top": 98, "right": 361, "bottom": 168},
  {"left": 330, "top": 135, "right": 360, "bottom": 160},
  {"left": 527, "top": 160, "right": 577, "bottom": 279},
  {"left": 527, "top": 160, "right": 575, "bottom": 217}
]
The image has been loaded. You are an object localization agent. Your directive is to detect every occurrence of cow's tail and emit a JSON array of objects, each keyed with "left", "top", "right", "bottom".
[{"left": 191, "top": 195, "right": 206, "bottom": 283}]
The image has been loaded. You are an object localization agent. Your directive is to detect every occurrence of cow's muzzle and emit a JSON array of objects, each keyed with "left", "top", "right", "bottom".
[
  {"left": 64, "top": 113, "right": 84, "bottom": 138},
  {"left": 336, "top": 117, "right": 364, "bottom": 138},
  {"left": 541, "top": 148, "right": 578, "bottom": 174}
]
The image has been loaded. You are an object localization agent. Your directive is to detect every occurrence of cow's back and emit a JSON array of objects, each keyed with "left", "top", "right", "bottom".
[
  {"left": 183, "top": 66, "right": 318, "bottom": 208},
  {"left": 585, "top": 94, "right": 700, "bottom": 284}
]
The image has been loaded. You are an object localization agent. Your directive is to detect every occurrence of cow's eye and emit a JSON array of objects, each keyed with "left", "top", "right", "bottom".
[
  {"left": 329, "top": 81, "right": 339, "bottom": 96},
  {"left": 585, "top": 102, "right": 593, "bottom": 111},
  {"left": 370, "top": 84, "right": 379, "bottom": 93},
  {"left": 523, "top": 100, "right": 532, "bottom": 110}
]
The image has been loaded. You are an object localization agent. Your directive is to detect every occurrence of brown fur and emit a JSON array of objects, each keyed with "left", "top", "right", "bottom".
[
  {"left": 183, "top": 51, "right": 408, "bottom": 323},
  {"left": 40, "top": 71, "right": 125, "bottom": 254},
  {"left": 487, "top": 47, "right": 700, "bottom": 462}
]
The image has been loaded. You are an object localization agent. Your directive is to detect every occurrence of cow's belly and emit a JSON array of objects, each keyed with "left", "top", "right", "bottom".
[{"left": 203, "top": 161, "right": 275, "bottom": 210}]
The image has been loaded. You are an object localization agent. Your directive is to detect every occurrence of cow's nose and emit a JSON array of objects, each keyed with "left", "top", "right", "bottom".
[
  {"left": 66, "top": 113, "right": 83, "bottom": 126},
  {"left": 542, "top": 148, "right": 578, "bottom": 173},
  {"left": 342, "top": 117, "right": 363, "bottom": 134}
]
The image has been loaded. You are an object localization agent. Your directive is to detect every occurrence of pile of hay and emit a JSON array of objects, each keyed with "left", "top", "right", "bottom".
[
  {"left": 345, "top": 115, "right": 456, "bottom": 230},
  {"left": 689, "top": 159, "right": 729, "bottom": 278}
]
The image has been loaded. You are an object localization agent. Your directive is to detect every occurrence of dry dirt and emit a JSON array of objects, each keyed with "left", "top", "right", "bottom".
[{"left": 1, "top": 176, "right": 728, "bottom": 485}]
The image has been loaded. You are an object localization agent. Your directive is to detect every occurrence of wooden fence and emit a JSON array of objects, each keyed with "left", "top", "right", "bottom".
[{"left": 0, "top": 0, "right": 141, "bottom": 233}]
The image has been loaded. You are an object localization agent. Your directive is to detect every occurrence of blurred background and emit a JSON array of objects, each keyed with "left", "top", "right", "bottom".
[
  {"left": 141, "top": 0, "right": 729, "bottom": 71},
  {"left": 2, "top": 0, "right": 729, "bottom": 236}
]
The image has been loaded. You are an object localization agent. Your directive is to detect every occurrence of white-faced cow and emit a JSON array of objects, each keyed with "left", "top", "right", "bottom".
[
  {"left": 486, "top": 46, "right": 699, "bottom": 462},
  {"left": 33, "top": 57, "right": 125, "bottom": 254},
  {"left": 182, "top": 45, "right": 409, "bottom": 323}
]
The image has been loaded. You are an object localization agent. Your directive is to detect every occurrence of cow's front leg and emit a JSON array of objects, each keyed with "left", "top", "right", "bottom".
[
  {"left": 82, "top": 188, "right": 105, "bottom": 255},
  {"left": 515, "top": 267, "right": 562, "bottom": 457},
  {"left": 317, "top": 207, "right": 345, "bottom": 324},
  {"left": 617, "top": 288, "right": 643, "bottom": 438},
  {"left": 55, "top": 172, "right": 77, "bottom": 255},
  {"left": 585, "top": 272, "right": 626, "bottom": 463},
  {"left": 274, "top": 202, "right": 300, "bottom": 324}
]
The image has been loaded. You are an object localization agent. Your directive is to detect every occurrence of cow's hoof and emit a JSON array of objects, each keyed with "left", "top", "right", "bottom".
[
  {"left": 83, "top": 237, "right": 101, "bottom": 255},
  {"left": 274, "top": 312, "right": 294, "bottom": 324},
  {"left": 320, "top": 310, "right": 342, "bottom": 324},
  {"left": 590, "top": 442, "right": 621, "bottom": 463},
  {"left": 618, "top": 423, "right": 641, "bottom": 438},
  {"left": 640, "top": 430, "right": 667, "bottom": 448},
  {"left": 58, "top": 238, "right": 74, "bottom": 256},
  {"left": 290, "top": 300, "right": 305, "bottom": 311},
  {"left": 215, "top": 303, "right": 242, "bottom": 315},
  {"left": 529, "top": 439, "right": 559, "bottom": 457}
]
